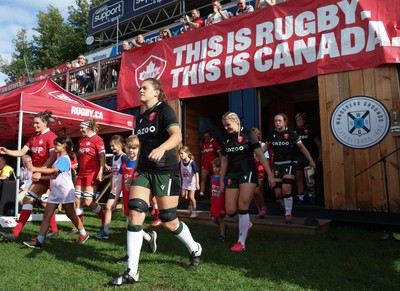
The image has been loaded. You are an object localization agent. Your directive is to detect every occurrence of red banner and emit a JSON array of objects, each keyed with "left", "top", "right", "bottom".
[{"left": 118, "top": 0, "right": 400, "bottom": 110}]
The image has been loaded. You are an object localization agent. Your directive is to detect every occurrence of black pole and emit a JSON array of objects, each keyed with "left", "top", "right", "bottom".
[
  {"left": 381, "top": 158, "right": 398, "bottom": 241},
  {"left": 356, "top": 147, "right": 400, "bottom": 241}
]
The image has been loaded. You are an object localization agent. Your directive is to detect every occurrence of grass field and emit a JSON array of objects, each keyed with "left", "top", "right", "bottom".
[{"left": 1, "top": 211, "right": 399, "bottom": 291}]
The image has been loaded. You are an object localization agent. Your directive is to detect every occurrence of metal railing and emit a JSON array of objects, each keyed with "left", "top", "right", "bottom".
[{"left": 51, "top": 54, "right": 122, "bottom": 97}]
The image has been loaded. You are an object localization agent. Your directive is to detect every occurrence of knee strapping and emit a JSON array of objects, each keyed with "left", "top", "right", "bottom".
[
  {"left": 75, "top": 190, "right": 83, "bottom": 197},
  {"left": 26, "top": 191, "right": 39, "bottom": 202},
  {"left": 83, "top": 191, "right": 94, "bottom": 199},
  {"left": 159, "top": 207, "right": 177, "bottom": 222},
  {"left": 128, "top": 198, "right": 149, "bottom": 213},
  {"left": 282, "top": 178, "right": 295, "bottom": 185}
]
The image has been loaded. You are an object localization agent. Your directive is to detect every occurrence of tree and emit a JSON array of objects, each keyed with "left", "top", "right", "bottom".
[
  {"left": 66, "top": 0, "right": 104, "bottom": 57},
  {"left": 0, "top": 29, "right": 35, "bottom": 83},
  {"left": 1, "top": 0, "right": 111, "bottom": 83},
  {"left": 32, "top": 5, "right": 67, "bottom": 69}
]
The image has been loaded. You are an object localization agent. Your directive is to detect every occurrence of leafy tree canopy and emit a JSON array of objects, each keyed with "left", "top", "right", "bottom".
[{"left": 1, "top": 0, "right": 103, "bottom": 83}]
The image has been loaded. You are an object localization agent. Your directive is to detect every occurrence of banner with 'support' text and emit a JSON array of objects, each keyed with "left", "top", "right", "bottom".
[{"left": 117, "top": 0, "right": 400, "bottom": 110}]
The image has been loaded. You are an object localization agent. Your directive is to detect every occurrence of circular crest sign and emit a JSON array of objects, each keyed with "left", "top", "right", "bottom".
[{"left": 330, "top": 96, "right": 390, "bottom": 149}]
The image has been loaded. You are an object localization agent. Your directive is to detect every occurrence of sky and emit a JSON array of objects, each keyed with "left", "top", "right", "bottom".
[{"left": 0, "top": 0, "right": 76, "bottom": 87}]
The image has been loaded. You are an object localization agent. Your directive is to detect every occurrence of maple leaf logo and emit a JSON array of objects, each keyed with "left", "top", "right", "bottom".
[
  {"left": 49, "top": 91, "right": 83, "bottom": 105},
  {"left": 135, "top": 55, "right": 167, "bottom": 87},
  {"left": 139, "top": 62, "right": 160, "bottom": 81}
]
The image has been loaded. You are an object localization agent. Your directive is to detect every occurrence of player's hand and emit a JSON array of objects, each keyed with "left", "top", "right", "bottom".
[
  {"left": 149, "top": 146, "right": 165, "bottom": 163},
  {"left": 268, "top": 175, "right": 275, "bottom": 188},
  {"left": 32, "top": 172, "right": 42, "bottom": 182}
]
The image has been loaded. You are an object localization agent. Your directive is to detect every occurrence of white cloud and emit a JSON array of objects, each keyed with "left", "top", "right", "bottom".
[{"left": 0, "top": 0, "right": 75, "bottom": 87}]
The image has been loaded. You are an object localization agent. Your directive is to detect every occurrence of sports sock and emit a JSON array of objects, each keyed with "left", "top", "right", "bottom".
[
  {"left": 238, "top": 211, "right": 250, "bottom": 245},
  {"left": 37, "top": 235, "right": 45, "bottom": 244},
  {"left": 284, "top": 195, "right": 293, "bottom": 216},
  {"left": 13, "top": 204, "right": 33, "bottom": 237},
  {"left": 173, "top": 221, "right": 198, "bottom": 253},
  {"left": 127, "top": 225, "right": 143, "bottom": 275},
  {"left": 93, "top": 205, "right": 105, "bottom": 222},
  {"left": 79, "top": 227, "right": 87, "bottom": 236},
  {"left": 49, "top": 212, "right": 58, "bottom": 232},
  {"left": 76, "top": 208, "right": 84, "bottom": 222},
  {"left": 143, "top": 231, "right": 150, "bottom": 242},
  {"left": 103, "top": 223, "right": 110, "bottom": 234}
]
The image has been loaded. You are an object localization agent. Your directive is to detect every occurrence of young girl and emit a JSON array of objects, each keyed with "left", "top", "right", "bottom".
[
  {"left": 23, "top": 136, "right": 89, "bottom": 249},
  {"left": 94, "top": 135, "right": 128, "bottom": 239},
  {"left": 209, "top": 158, "right": 227, "bottom": 241},
  {"left": 112, "top": 135, "right": 157, "bottom": 263},
  {"left": 179, "top": 146, "right": 200, "bottom": 218},
  {"left": 199, "top": 130, "right": 221, "bottom": 197}
]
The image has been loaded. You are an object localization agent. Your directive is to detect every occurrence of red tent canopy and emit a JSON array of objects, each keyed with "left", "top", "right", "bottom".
[{"left": 0, "top": 78, "right": 134, "bottom": 144}]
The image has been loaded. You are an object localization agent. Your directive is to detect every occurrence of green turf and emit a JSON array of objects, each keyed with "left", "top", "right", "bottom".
[{"left": 1, "top": 211, "right": 399, "bottom": 291}]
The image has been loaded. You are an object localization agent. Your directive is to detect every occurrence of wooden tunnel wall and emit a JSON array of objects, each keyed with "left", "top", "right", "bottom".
[{"left": 318, "top": 64, "right": 400, "bottom": 212}]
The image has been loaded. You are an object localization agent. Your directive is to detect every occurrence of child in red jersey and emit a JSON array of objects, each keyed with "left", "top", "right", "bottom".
[
  {"left": 199, "top": 130, "right": 221, "bottom": 196},
  {"left": 210, "top": 158, "right": 227, "bottom": 241}
]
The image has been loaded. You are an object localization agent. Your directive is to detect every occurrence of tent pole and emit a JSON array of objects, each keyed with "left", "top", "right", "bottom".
[{"left": 14, "top": 111, "right": 23, "bottom": 217}]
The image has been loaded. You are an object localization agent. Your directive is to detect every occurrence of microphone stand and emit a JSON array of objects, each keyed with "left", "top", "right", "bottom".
[{"left": 355, "top": 147, "right": 400, "bottom": 241}]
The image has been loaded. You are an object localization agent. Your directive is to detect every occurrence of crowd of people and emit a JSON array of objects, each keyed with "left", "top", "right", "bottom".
[
  {"left": 53, "top": 0, "right": 283, "bottom": 97},
  {"left": 120, "top": 0, "right": 280, "bottom": 52},
  {"left": 0, "top": 87, "right": 321, "bottom": 286},
  {"left": 0, "top": 0, "right": 323, "bottom": 286}
]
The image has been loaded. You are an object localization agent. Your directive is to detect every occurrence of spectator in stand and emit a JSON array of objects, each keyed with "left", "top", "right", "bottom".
[
  {"left": 206, "top": 1, "right": 230, "bottom": 25},
  {"left": 122, "top": 41, "right": 131, "bottom": 52},
  {"left": 18, "top": 155, "right": 33, "bottom": 204},
  {"left": 236, "top": 0, "right": 254, "bottom": 16},
  {"left": 255, "top": 0, "right": 276, "bottom": 9},
  {"left": 0, "top": 154, "right": 15, "bottom": 180},
  {"left": 132, "top": 34, "right": 146, "bottom": 48},
  {"left": 179, "top": 9, "right": 205, "bottom": 33},
  {"left": 65, "top": 61, "right": 78, "bottom": 95},
  {"left": 75, "top": 55, "right": 93, "bottom": 94},
  {"left": 159, "top": 28, "right": 172, "bottom": 40}
]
